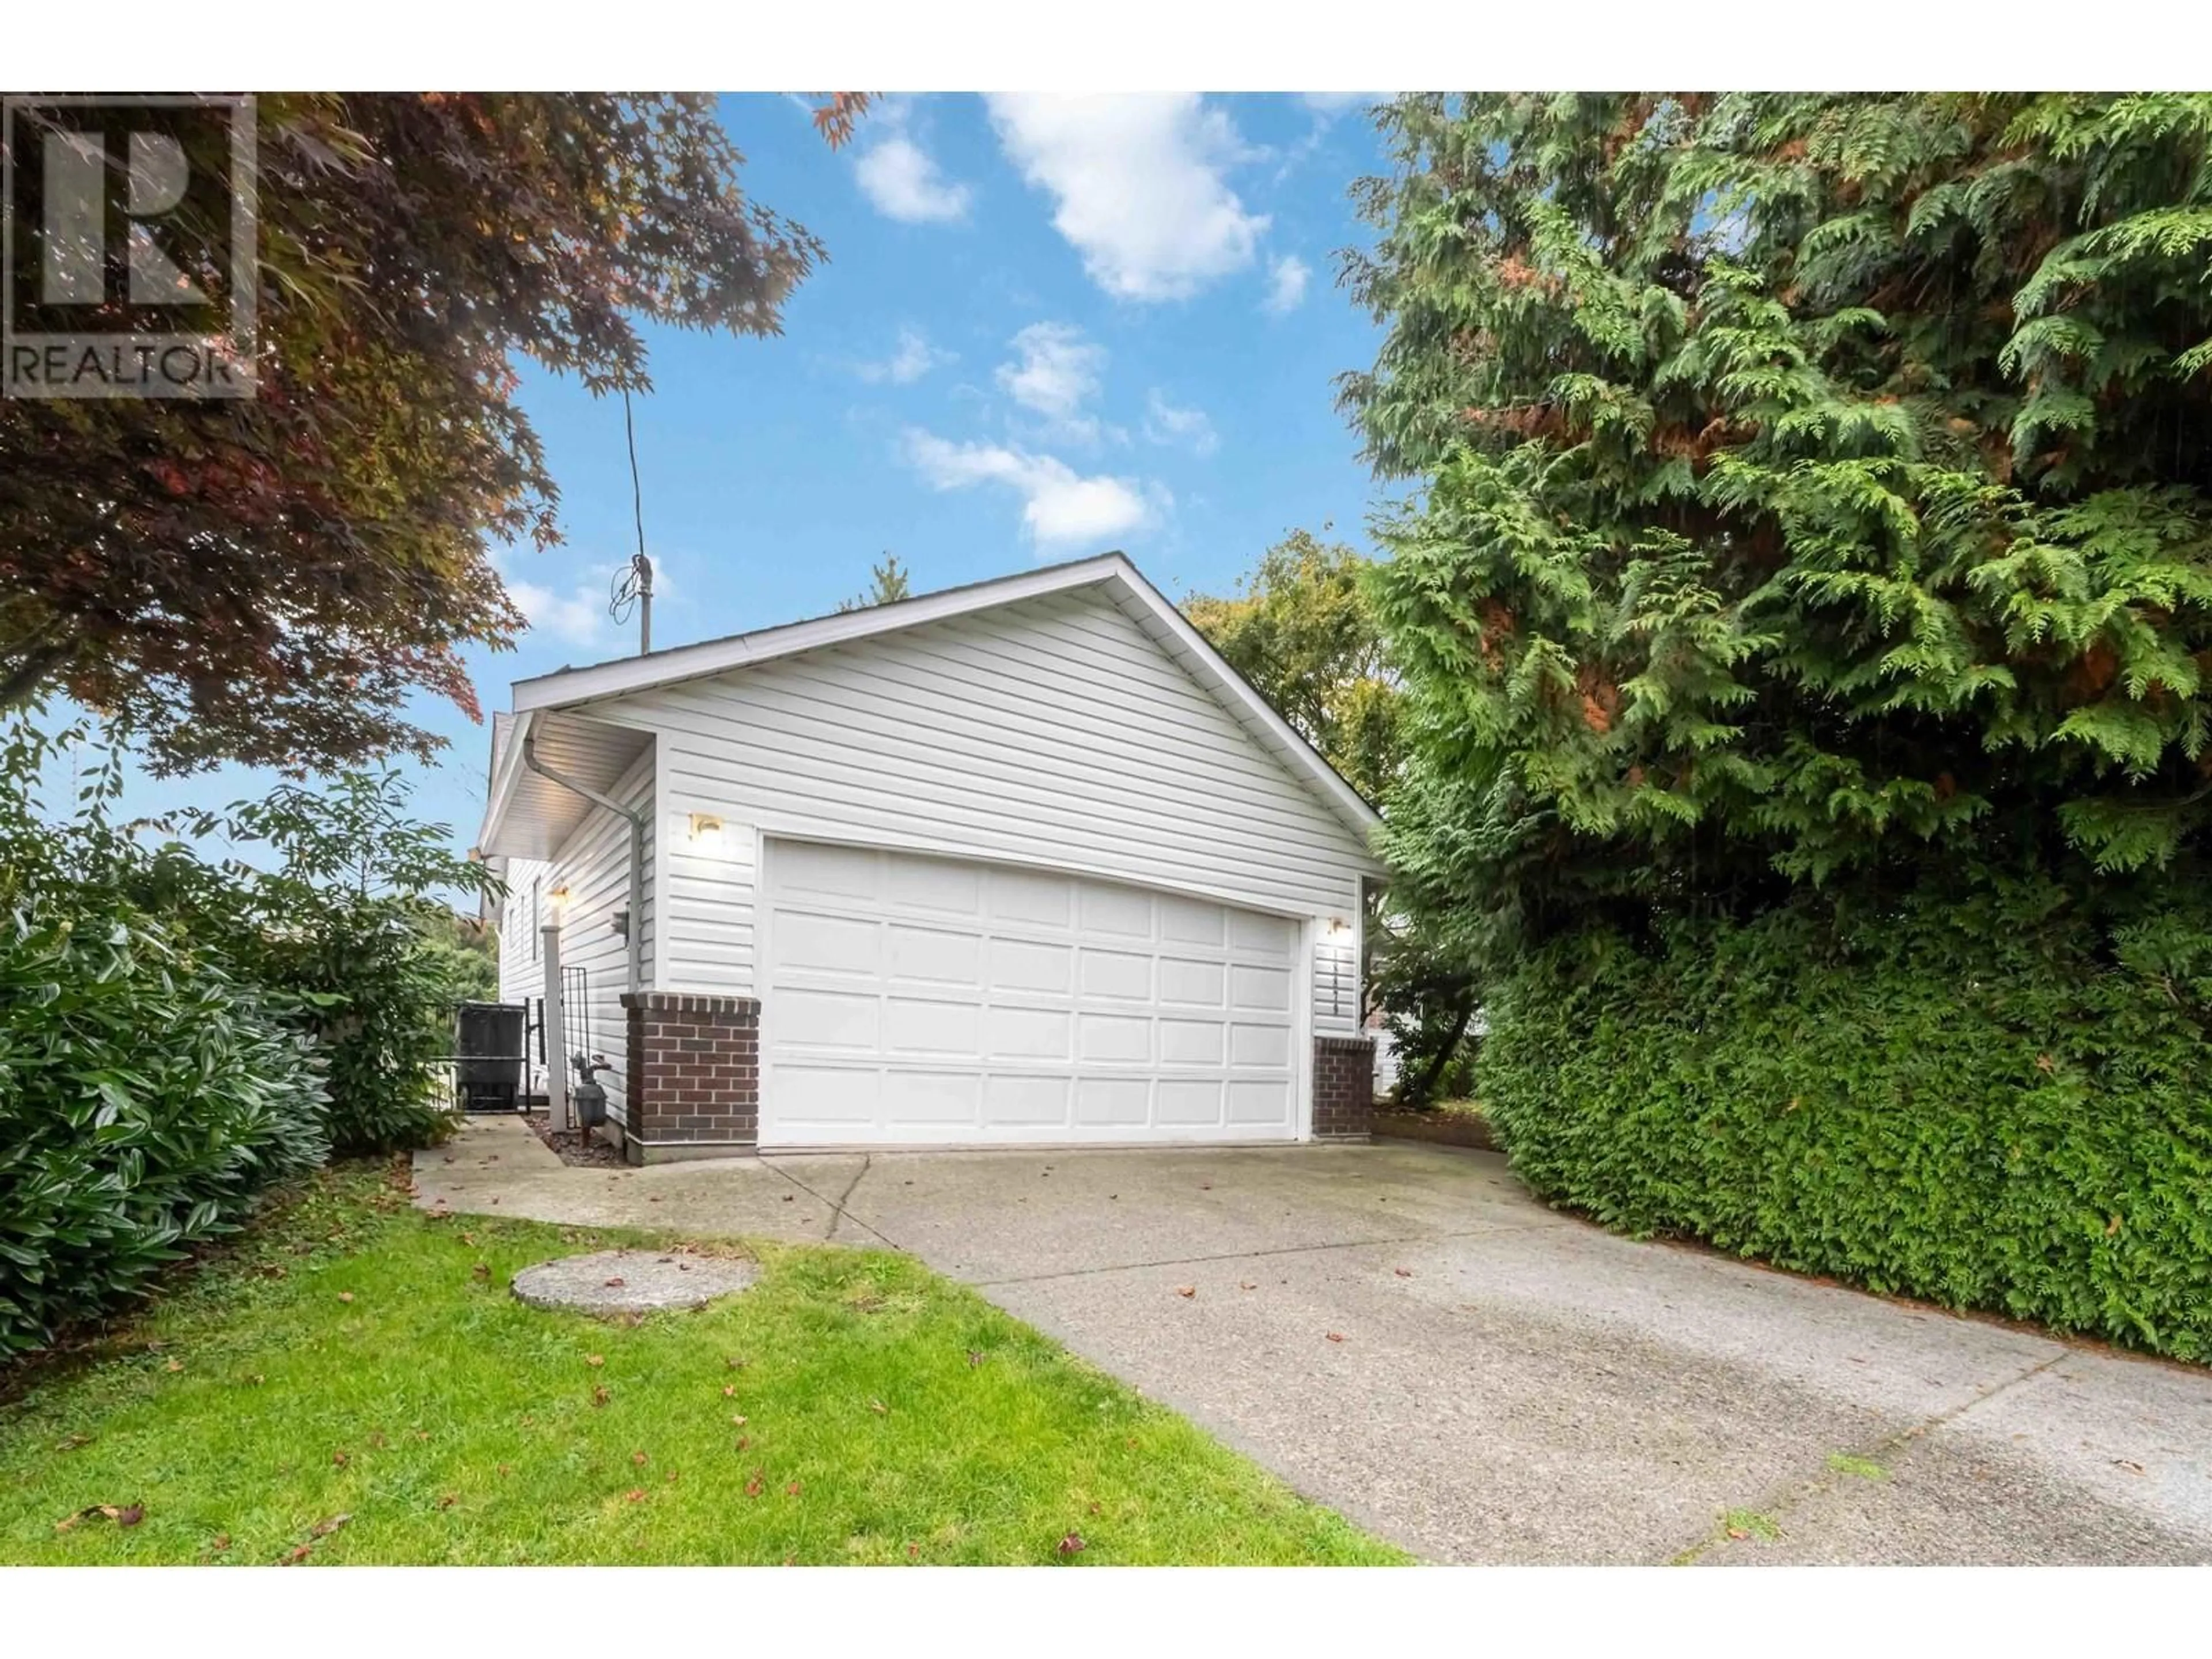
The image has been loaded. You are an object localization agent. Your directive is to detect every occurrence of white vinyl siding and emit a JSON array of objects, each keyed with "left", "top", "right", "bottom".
[
  {"left": 571, "top": 587, "right": 1370, "bottom": 1033},
  {"left": 490, "top": 760, "right": 657, "bottom": 1124},
  {"left": 495, "top": 857, "right": 550, "bottom": 1006}
]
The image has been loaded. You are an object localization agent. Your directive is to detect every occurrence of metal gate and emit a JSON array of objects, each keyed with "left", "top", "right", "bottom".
[{"left": 524, "top": 965, "right": 589, "bottom": 1096}]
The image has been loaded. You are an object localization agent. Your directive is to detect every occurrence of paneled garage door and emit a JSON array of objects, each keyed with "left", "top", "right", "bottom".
[{"left": 760, "top": 839, "right": 1302, "bottom": 1146}]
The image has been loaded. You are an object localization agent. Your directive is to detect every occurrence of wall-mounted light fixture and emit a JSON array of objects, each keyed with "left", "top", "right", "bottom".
[
  {"left": 1324, "top": 916, "right": 1353, "bottom": 940},
  {"left": 547, "top": 884, "right": 571, "bottom": 924},
  {"left": 688, "top": 813, "right": 725, "bottom": 852},
  {"left": 611, "top": 909, "right": 631, "bottom": 940}
]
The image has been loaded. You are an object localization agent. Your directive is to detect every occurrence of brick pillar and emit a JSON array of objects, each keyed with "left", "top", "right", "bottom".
[
  {"left": 1312, "top": 1035, "right": 1375, "bottom": 1140},
  {"left": 620, "top": 992, "right": 760, "bottom": 1164}
]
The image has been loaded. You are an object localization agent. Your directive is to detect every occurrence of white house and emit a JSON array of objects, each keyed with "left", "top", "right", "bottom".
[{"left": 476, "top": 553, "right": 1385, "bottom": 1161}]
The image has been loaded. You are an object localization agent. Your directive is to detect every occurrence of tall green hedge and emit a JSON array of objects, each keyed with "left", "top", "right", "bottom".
[
  {"left": 0, "top": 902, "right": 331, "bottom": 1359},
  {"left": 1482, "top": 877, "right": 2212, "bottom": 1361}
]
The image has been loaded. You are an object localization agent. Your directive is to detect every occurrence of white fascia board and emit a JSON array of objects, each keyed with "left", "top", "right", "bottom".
[
  {"left": 501, "top": 550, "right": 1384, "bottom": 856},
  {"left": 474, "top": 706, "right": 536, "bottom": 856},
  {"left": 1100, "top": 559, "right": 1385, "bottom": 848},
  {"left": 511, "top": 554, "right": 1129, "bottom": 714}
]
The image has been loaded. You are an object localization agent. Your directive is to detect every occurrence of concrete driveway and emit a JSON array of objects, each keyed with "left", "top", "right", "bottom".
[{"left": 415, "top": 1120, "right": 2212, "bottom": 1565}]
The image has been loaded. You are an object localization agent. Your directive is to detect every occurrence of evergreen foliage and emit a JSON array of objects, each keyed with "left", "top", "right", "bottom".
[
  {"left": 1482, "top": 874, "right": 2212, "bottom": 1360},
  {"left": 1344, "top": 94, "right": 2212, "bottom": 959},
  {"left": 1346, "top": 94, "right": 2212, "bottom": 1340}
]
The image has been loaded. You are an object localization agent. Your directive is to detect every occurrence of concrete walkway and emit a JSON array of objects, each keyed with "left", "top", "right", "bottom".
[{"left": 415, "top": 1118, "right": 2212, "bottom": 1565}]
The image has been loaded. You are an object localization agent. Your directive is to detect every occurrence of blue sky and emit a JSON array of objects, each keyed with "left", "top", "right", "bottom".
[{"left": 87, "top": 93, "right": 1399, "bottom": 857}]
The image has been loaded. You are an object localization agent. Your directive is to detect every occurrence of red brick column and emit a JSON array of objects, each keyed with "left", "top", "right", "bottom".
[
  {"left": 620, "top": 992, "right": 760, "bottom": 1164},
  {"left": 1312, "top": 1035, "right": 1375, "bottom": 1140}
]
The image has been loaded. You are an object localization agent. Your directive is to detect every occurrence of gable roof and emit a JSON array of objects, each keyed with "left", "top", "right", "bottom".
[{"left": 482, "top": 553, "right": 1381, "bottom": 855}]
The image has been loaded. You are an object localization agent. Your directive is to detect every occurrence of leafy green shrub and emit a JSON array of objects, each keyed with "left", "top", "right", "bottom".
[
  {"left": 1483, "top": 875, "right": 2212, "bottom": 1361},
  {"left": 162, "top": 769, "right": 496, "bottom": 1155},
  {"left": 0, "top": 897, "right": 330, "bottom": 1359}
]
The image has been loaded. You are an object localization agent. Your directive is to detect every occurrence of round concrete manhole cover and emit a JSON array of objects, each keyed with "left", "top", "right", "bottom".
[{"left": 510, "top": 1248, "right": 756, "bottom": 1315}]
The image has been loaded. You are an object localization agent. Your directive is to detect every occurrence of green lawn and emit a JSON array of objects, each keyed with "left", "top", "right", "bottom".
[{"left": 0, "top": 1164, "right": 1401, "bottom": 1566}]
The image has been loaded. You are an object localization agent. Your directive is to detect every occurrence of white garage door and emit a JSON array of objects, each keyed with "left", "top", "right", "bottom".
[{"left": 761, "top": 839, "right": 1302, "bottom": 1147}]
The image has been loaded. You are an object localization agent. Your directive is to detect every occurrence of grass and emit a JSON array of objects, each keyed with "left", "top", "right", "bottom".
[
  {"left": 1824, "top": 1452, "right": 1889, "bottom": 1482},
  {"left": 0, "top": 1163, "right": 1402, "bottom": 1566},
  {"left": 1721, "top": 1508, "right": 1782, "bottom": 1542}
]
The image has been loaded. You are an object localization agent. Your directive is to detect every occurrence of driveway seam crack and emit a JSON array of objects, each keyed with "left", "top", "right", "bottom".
[
  {"left": 968, "top": 1221, "right": 1556, "bottom": 1287},
  {"left": 767, "top": 1156, "right": 896, "bottom": 1248},
  {"left": 1663, "top": 1346, "right": 2073, "bottom": 1565}
]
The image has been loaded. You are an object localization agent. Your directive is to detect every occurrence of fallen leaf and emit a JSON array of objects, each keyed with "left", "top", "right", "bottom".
[
  {"left": 966, "top": 1350, "right": 984, "bottom": 1368},
  {"left": 736, "top": 1435, "right": 750, "bottom": 1451},
  {"left": 471, "top": 1262, "right": 490, "bottom": 1279},
  {"left": 604, "top": 1277, "right": 626, "bottom": 1288},
  {"left": 460, "top": 1232, "right": 475, "bottom": 1245},
  {"left": 907, "top": 1543, "right": 918, "bottom": 1559},
  {"left": 1058, "top": 1531, "right": 1086, "bottom": 1556},
  {"left": 1088, "top": 1501, "right": 1101, "bottom": 1515},
  {"left": 780, "top": 1194, "right": 793, "bottom": 1204},
  {"left": 211, "top": 1533, "right": 231, "bottom": 1551},
  {"left": 1393, "top": 1268, "right": 1413, "bottom": 1278},
  {"left": 869, "top": 1399, "right": 888, "bottom": 1415},
  {"left": 437, "top": 1495, "right": 456, "bottom": 1511},
  {"left": 632, "top": 1450, "right": 648, "bottom": 1467},
  {"left": 337, "top": 1292, "right": 354, "bottom": 1304},
  {"left": 1325, "top": 1332, "right": 1346, "bottom": 1343},
  {"left": 282, "top": 1544, "right": 313, "bottom": 1565},
  {"left": 1726, "top": 1525, "right": 1748, "bottom": 1540},
  {"left": 164, "top": 1358, "right": 184, "bottom": 1373},
  {"left": 745, "top": 1475, "right": 764, "bottom": 1498},
  {"left": 586, "top": 1355, "right": 605, "bottom": 1368},
  {"left": 332, "top": 1450, "right": 349, "bottom": 1468},
  {"left": 55, "top": 1434, "right": 90, "bottom": 1452},
  {"left": 2113, "top": 1458, "right": 2146, "bottom": 1475},
  {"left": 1175, "top": 1286, "right": 1196, "bottom": 1299},
  {"left": 592, "top": 1385, "right": 610, "bottom": 1407},
  {"left": 731, "top": 1414, "right": 748, "bottom": 1426},
  {"left": 724, "top": 1385, "right": 736, "bottom": 1397},
  {"left": 626, "top": 1488, "right": 646, "bottom": 1503},
  {"left": 786, "top": 1482, "right": 802, "bottom": 1496},
  {"left": 309, "top": 1513, "right": 351, "bottom": 1538},
  {"left": 498, "top": 1465, "right": 511, "bottom": 1477},
  {"left": 1238, "top": 1282, "right": 1256, "bottom": 1291}
]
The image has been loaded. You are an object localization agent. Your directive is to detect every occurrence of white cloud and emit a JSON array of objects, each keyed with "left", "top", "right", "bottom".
[
  {"left": 984, "top": 93, "right": 1268, "bottom": 301},
  {"left": 854, "top": 131, "right": 974, "bottom": 224},
  {"left": 1300, "top": 92, "right": 1386, "bottom": 114},
  {"left": 902, "top": 429, "right": 1160, "bottom": 550},
  {"left": 857, "top": 325, "right": 953, "bottom": 385},
  {"left": 995, "top": 321, "right": 1107, "bottom": 439},
  {"left": 1264, "top": 254, "right": 1312, "bottom": 315},
  {"left": 1143, "top": 389, "right": 1218, "bottom": 458},
  {"left": 499, "top": 568, "right": 610, "bottom": 649}
]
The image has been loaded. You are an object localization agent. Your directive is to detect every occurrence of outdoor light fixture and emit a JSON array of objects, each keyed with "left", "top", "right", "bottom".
[
  {"left": 688, "top": 813, "right": 725, "bottom": 851},
  {"left": 1325, "top": 916, "right": 1353, "bottom": 939},
  {"left": 547, "top": 884, "right": 571, "bottom": 923}
]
